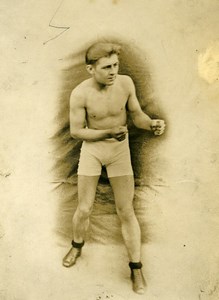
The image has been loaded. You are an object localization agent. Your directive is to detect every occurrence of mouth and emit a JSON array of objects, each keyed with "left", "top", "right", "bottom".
[{"left": 108, "top": 76, "right": 116, "bottom": 81}]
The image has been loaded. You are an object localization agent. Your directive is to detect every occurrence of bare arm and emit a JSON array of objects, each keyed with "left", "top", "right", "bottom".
[
  {"left": 70, "top": 89, "right": 127, "bottom": 141},
  {"left": 126, "top": 77, "right": 166, "bottom": 135},
  {"left": 126, "top": 77, "right": 152, "bottom": 130}
]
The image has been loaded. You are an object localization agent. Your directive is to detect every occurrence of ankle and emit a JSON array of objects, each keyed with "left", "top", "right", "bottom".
[
  {"left": 71, "top": 240, "right": 85, "bottom": 249},
  {"left": 129, "top": 262, "right": 146, "bottom": 293},
  {"left": 129, "top": 261, "right": 143, "bottom": 270}
]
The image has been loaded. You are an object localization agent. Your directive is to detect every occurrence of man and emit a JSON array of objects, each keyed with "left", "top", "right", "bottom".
[{"left": 62, "top": 42, "right": 165, "bottom": 295}]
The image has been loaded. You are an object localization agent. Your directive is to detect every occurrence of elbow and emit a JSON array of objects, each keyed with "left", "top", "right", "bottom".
[
  {"left": 71, "top": 134, "right": 79, "bottom": 140},
  {"left": 70, "top": 129, "right": 81, "bottom": 140},
  {"left": 132, "top": 116, "right": 141, "bottom": 128}
]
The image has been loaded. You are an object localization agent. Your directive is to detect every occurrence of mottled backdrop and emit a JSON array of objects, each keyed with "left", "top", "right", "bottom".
[{"left": 1, "top": 1, "right": 219, "bottom": 299}]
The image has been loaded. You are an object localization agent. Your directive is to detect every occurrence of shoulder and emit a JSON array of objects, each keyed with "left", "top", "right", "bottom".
[
  {"left": 70, "top": 79, "right": 92, "bottom": 106},
  {"left": 118, "top": 74, "right": 133, "bottom": 83},
  {"left": 118, "top": 75, "right": 135, "bottom": 89},
  {"left": 71, "top": 78, "right": 92, "bottom": 97},
  {"left": 117, "top": 75, "right": 135, "bottom": 97}
]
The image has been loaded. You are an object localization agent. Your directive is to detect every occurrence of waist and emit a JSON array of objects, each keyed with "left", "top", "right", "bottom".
[{"left": 83, "top": 133, "right": 129, "bottom": 144}]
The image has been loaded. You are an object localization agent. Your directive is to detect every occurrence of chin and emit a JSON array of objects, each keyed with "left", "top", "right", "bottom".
[
  {"left": 107, "top": 79, "right": 116, "bottom": 85},
  {"left": 107, "top": 81, "right": 115, "bottom": 86}
]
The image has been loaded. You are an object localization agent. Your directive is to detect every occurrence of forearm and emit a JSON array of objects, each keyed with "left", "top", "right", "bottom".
[
  {"left": 132, "top": 112, "right": 152, "bottom": 131},
  {"left": 71, "top": 127, "right": 112, "bottom": 141}
]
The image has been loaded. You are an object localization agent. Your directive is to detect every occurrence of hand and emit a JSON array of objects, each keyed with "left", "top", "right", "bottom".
[
  {"left": 110, "top": 126, "right": 128, "bottom": 141},
  {"left": 150, "top": 119, "right": 166, "bottom": 136}
]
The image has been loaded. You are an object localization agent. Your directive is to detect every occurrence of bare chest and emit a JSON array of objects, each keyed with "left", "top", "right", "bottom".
[{"left": 86, "top": 87, "right": 128, "bottom": 120}]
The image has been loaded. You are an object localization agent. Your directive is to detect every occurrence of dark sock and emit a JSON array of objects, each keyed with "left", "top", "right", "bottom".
[
  {"left": 71, "top": 240, "right": 85, "bottom": 249},
  {"left": 129, "top": 262, "right": 143, "bottom": 270}
]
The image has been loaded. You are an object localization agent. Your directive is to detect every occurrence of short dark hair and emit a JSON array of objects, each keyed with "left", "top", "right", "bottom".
[{"left": 85, "top": 42, "right": 121, "bottom": 65}]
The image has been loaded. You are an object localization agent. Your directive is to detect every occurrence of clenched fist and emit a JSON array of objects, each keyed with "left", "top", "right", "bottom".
[
  {"left": 110, "top": 126, "right": 128, "bottom": 141},
  {"left": 150, "top": 119, "right": 166, "bottom": 136}
]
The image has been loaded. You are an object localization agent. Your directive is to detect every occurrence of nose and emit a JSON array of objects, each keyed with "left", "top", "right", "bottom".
[{"left": 109, "top": 66, "right": 117, "bottom": 75}]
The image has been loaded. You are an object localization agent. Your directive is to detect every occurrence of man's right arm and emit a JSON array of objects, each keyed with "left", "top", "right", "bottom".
[{"left": 70, "top": 90, "right": 127, "bottom": 141}]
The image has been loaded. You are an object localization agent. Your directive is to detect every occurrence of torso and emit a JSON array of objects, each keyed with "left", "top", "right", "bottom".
[{"left": 82, "top": 75, "right": 130, "bottom": 129}]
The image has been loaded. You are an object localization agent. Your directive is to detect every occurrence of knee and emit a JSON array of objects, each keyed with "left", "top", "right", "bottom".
[
  {"left": 116, "top": 206, "right": 135, "bottom": 222},
  {"left": 76, "top": 205, "right": 92, "bottom": 220}
]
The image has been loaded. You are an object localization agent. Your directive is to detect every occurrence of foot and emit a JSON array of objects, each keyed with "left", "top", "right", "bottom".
[
  {"left": 131, "top": 269, "right": 146, "bottom": 295},
  {"left": 62, "top": 247, "right": 81, "bottom": 267}
]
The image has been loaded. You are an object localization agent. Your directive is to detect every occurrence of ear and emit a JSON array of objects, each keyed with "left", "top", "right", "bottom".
[{"left": 86, "top": 64, "right": 94, "bottom": 75}]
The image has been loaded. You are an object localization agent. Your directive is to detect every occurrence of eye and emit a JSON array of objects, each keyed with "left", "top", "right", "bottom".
[{"left": 103, "top": 65, "right": 111, "bottom": 69}]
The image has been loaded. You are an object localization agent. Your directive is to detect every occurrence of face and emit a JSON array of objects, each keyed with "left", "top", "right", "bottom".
[{"left": 89, "top": 54, "right": 119, "bottom": 86}]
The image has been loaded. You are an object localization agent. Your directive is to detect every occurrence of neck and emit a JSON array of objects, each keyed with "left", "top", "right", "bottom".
[{"left": 92, "top": 79, "right": 112, "bottom": 92}]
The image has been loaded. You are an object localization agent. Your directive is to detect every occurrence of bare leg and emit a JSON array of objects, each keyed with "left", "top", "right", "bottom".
[
  {"left": 73, "top": 175, "right": 99, "bottom": 242},
  {"left": 63, "top": 175, "right": 99, "bottom": 267},
  {"left": 109, "top": 175, "right": 141, "bottom": 261},
  {"left": 109, "top": 175, "right": 145, "bottom": 294}
]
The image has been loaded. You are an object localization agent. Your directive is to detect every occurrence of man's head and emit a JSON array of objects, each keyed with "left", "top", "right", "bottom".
[
  {"left": 85, "top": 42, "right": 121, "bottom": 65},
  {"left": 85, "top": 42, "right": 121, "bottom": 86}
]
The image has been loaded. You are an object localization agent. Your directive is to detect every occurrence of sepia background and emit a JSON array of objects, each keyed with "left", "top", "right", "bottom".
[{"left": 1, "top": 1, "right": 219, "bottom": 299}]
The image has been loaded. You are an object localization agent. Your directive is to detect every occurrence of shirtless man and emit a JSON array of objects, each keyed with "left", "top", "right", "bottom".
[{"left": 62, "top": 42, "right": 165, "bottom": 295}]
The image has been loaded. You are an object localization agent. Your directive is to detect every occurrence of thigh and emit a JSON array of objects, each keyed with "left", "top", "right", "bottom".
[
  {"left": 78, "top": 142, "right": 102, "bottom": 176},
  {"left": 106, "top": 137, "right": 133, "bottom": 178},
  {"left": 109, "top": 175, "right": 135, "bottom": 210},
  {"left": 77, "top": 175, "right": 100, "bottom": 209}
]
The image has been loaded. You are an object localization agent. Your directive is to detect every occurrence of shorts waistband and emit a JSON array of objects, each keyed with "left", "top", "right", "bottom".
[{"left": 105, "top": 133, "right": 128, "bottom": 142}]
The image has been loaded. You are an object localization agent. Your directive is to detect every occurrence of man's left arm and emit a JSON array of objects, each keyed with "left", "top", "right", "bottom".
[{"left": 126, "top": 77, "right": 165, "bottom": 136}]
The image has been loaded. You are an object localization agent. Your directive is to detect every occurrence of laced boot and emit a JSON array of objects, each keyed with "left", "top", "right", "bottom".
[
  {"left": 62, "top": 240, "right": 84, "bottom": 267},
  {"left": 129, "top": 262, "right": 146, "bottom": 295}
]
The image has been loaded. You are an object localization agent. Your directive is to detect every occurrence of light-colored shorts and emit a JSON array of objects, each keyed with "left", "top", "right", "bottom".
[{"left": 77, "top": 135, "right": 133, "bottom": 177}]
